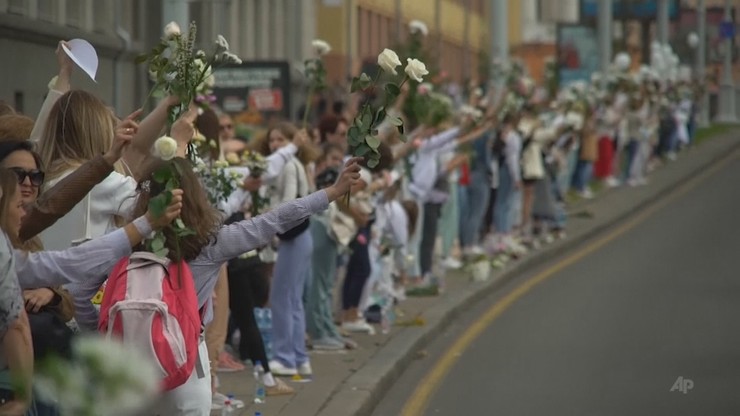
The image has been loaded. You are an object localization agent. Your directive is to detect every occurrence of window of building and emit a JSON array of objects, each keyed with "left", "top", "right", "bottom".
[
  {"left": 92, "top": 0, "right": 113, "bottom": 34},
  {"left": 37, "top": 0, "right": 57, "bottom": 22},
  {"left": 8, "top": 0, "right": 27, "bottom": 15},
  {"left": 66, "top": 0, "right": 83, "bottom": 28}
]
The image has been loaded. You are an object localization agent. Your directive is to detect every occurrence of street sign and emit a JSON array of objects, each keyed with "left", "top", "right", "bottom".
[
  {"left": 719, "top": 21, "right": 735, "bottom": 40},
  {"left": 212, "top": 61, "right": 292, "bottom": 120}
]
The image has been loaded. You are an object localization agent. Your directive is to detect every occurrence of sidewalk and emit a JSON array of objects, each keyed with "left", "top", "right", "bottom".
[{"left": 215, "top": 130, "right": 740, "bottom": 416}]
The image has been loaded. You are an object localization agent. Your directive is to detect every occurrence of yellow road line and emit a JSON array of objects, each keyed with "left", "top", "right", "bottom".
[{"left": 401, "top": 150, "right": 738, "bottom": 416}]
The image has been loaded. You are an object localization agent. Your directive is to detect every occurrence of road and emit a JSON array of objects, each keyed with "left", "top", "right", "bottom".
[{"left": 372, "top": 153, "right": 740, "bottom": 416}]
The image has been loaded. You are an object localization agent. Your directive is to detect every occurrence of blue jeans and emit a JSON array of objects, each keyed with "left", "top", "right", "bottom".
[
  {"left": 622, "top": 140, "right": 638, "bottom": 181},
  {"left": 458, "top": 171, "right": 491, "bottom": 248},
  {"left": 270, "top": 229, "right": 313, "bottom": 368},
  {"left": 494, "top": 167, "right": 518, "bottom": 234},
  {"left": 571, "top": 160, "right": 593, "bottom": 192}
]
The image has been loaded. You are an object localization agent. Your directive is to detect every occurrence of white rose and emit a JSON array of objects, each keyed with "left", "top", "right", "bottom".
[
  {"left": 214, "top": 160, "right": 229, "bottom": 169},
  {"left": 164, "top": 72, "right": 177, "bottom": 82},
  {"left": 215, "top": 35, "right": 230, "bottom": 53},
  {"left": 153, "top": 136, "right": 178, "bottom": 161},
  {"left": 205, "top": 74, "right": 215, "bottom": 88},
  {"left": 311, "top": 39, "right": 331, "bottom": 56},
  {"left": 377, "top": 48, "right": 402, "bottom": 75},
  {"left": 164, "top": 21, "right": 181, "bottom": 38},
  {"left": 614, "top": 52, "right": 631, "bottom": 71},
  {"left": 225, "top": 152, "right": 241, "bottom": 165},
  {"left": 409, "top": 20, "right": 429, "bottom": 36},
  {"left": 404, "top": 58, "right": 429, "bottom": 83}
]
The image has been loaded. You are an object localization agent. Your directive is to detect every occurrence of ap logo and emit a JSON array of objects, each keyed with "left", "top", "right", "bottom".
[{"left": 670, "top": 376, "right": 694, "bottom": 394}]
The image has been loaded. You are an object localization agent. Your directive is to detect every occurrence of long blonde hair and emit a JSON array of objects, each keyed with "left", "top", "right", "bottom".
[{"left": 37, "top": 90, "right": 118, "bottom": 183}]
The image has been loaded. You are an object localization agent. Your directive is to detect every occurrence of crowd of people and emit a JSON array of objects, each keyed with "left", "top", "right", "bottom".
[{"left": 0, "top": 36, "right": 703, "bottom": 415}]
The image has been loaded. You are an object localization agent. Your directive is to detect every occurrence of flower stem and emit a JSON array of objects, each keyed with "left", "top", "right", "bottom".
[{"left": 302, "top": 85, "right": 315, "bottom": 129}]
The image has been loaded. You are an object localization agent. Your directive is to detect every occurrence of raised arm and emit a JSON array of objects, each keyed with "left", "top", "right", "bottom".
[
  {"left": 16, "top": 192, "right": 182, "bottom": 288},
  {"left": 123, "top": 96, "right": 180, "bottom": 177},
  {"left": 29, "top": 41, "right": 74, "bottom": 144},
  {"left": 418, "top": 126, "right": 462, "bottom": 154},
  {"left": 198, "top": 159, "right": 362, "bottom": 264}
]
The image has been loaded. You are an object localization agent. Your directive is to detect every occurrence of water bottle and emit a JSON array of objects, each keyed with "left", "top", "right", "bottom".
[
  {"left": 220, "top": 397, "right": 235, "bottom": 415},
  {"left": 253, "top": 361, "right": 266, "bottom": 404}
]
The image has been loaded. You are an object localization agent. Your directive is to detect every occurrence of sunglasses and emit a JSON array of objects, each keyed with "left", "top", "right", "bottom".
[{"left": 10, "top": 168, "right": 45, "bottom": 187}]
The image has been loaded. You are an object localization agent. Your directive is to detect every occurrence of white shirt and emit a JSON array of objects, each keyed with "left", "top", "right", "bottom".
[
  {"left": 408, "top": 127, "right": 460, "bottom": 202},
  {"left": 39, "top": 170, "right": 138, "bottom": 250}
]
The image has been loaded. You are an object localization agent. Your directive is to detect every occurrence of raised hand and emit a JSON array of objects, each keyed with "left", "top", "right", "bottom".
[
  {"left": 325, "top": 157, "right": 362, "bottom": 202},
  {"left": 105, "top": 109, "right": 143, "bottom": 164},
  {"left": 54, "top": 40, "right": 74, "bottom": 92},
  {"left": 146, "top": 189, "right": 184, "bottom": 229}
]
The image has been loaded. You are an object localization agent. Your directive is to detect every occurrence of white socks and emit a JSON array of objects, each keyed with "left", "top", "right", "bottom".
[{"left": 263, "top": 372, "right": 276, "bottom": 387}]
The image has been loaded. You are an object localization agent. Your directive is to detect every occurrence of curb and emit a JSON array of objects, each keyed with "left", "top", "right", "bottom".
[{"left": 316, "top": 133, "right": 740, "bottom": 416}]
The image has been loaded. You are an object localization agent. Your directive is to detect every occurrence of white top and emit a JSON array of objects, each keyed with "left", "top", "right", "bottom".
[
  {"left": 408, "top": 127, "right": 460, "bottom": 202},
  {"left": 39, "top": 170, "right": 138, "bottom": 250},
  {"left": 271, "top": 156, "right": 309, "bottom": 206}
]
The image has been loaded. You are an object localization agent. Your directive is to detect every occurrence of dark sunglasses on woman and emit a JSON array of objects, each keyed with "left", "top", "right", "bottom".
[{"left": 10, "top": 167, "right": 45, "bottom": 187}]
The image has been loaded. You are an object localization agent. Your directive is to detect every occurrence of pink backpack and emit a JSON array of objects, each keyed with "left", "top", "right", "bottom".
[{"left": 98, "top": 252, "right": 201, "bottom": 391}]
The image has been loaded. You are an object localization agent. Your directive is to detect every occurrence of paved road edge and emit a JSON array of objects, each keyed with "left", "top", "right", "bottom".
[{"left": 316, "top": 132, "right": 740, "bottom": 416}]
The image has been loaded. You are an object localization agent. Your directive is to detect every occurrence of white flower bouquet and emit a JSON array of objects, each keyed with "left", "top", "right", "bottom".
[
  {"left": 34, "top": 336, "right": 160, "bottom": 416},
  {"left": 302, "top": 39, "right": 331, "bottom": 127},
  {"left": 138, "top": 21, "right": 241, "bottom": 123}
]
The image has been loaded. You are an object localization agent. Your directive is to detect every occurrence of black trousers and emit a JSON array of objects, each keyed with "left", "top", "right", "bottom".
[
  {"left": 419, "top": 202, "right": 443, "bottom": 276},
  {"left": 227, "top": 255, "right": 271, "bottom": 372}
]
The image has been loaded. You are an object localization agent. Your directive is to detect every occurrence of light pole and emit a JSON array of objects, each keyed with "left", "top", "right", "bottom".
[
  {"left": 697, "top": 0, "right": 709, "bottom": 126},
  {"left": 716, "top": 0, "right": 738, "bottom": 123},
  {"left": 598, "top": 0, "right": 613, "bottom": 73},
  {"left": 657, "top": 0, "right": 669, "bottom": 44}
]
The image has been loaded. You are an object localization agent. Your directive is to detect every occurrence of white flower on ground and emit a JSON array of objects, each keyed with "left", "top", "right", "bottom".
[
  {"left": 164, "top": 21, "right": 181, "bottom": 38},
  {"left": 404, "top": 58, "right": 429, "bottom": 82},
  {"left": 409, "top": 20, "right": 429, "bottom": 36},
  {"left": 153, "top": 136, "right": 178, "bottom": 160},
  {"left": 215, "top": 35, "right": 230, "bottom": 53},
  {"left": 311, "top": 39, "right": 332, "bottom": 56},
  {"left": 378, "top": 48, "right": 402, "bottom": 75}
]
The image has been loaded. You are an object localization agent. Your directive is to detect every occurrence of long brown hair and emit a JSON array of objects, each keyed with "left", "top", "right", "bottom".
[
  {"left": 131, "top": 158, "right": 223, "bottom": 261},
  {"left": 0, "top": 169, "right": 20, "bottom": 245},
  {"left": 37, "top": 90, "right": 119, "bottom": 183}
]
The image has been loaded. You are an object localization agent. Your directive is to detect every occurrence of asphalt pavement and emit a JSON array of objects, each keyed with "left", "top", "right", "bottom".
[{"left": 373, "top": 153, "right": 740, "bottom": 416}]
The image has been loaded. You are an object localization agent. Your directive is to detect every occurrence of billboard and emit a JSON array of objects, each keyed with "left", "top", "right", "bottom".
[
  {"left": 212, "top": 61, "right": 291, "bottom": 120},
  {"left": 556, "top": 24, "right": 601, "bottom": 86},
  {"left": 580, "top": 0, "right": 680, "bottom": 20}
]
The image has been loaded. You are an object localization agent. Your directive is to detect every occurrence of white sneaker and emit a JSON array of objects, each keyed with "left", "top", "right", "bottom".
[
  {"left": 298, "top": 362, "right": 313, "bottom": 376},
  {"left": 269, "top": 360, "right": 297, "bottom": 376},
  {"left": 605, "top": 177, "right": 621, "bottom": 188},
  {"left": 465, "top": 245, "right": 485, "bottom": 256},
  {"left": 212, "top": 392, "right": 245, "bottom": 410},
  {"left": 441, "top": 257, "right": 462, "bottom": 270},
  {"left": 579, "top": 189, "right": 594, "bottom": 199},
  {"left": 342, "top": 319, "right": 375, "bottom": 335}
]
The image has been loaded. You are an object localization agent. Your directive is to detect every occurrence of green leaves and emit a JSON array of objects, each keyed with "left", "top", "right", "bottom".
[
  {"left": 149, "top": 233, "right": 169, "bottom": 258},
  {"left": 351, "top": 73, "right": 373, "bottom": 93},
  {"left": 365, "top": 134, "right": 380, "bottom": 150}
]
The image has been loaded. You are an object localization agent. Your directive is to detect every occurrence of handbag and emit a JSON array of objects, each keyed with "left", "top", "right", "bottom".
[{"left": 28, "top": 309, "right": 74, "bottom": 360}]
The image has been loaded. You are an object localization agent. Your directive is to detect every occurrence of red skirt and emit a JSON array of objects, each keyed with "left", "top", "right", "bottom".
[{"left": 594, "top": 136, "right": 614, "bottom": 179}]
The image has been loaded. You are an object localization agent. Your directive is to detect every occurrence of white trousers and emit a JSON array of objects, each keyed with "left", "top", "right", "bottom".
[{"left": 143, "top": 340, "right": 212, "bottom": 416}]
